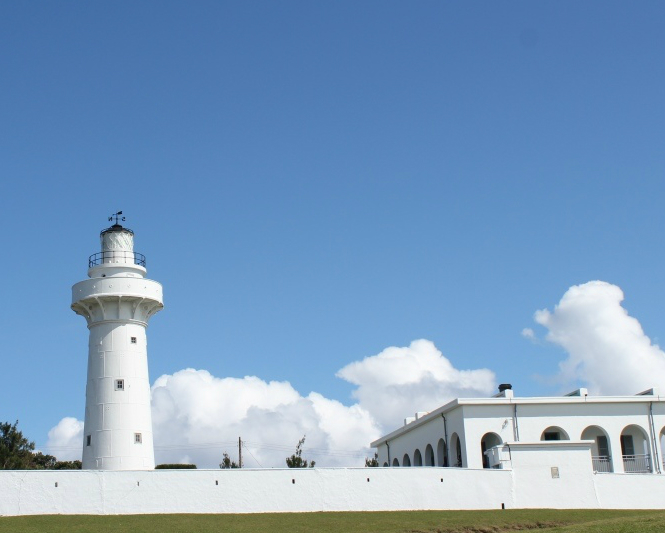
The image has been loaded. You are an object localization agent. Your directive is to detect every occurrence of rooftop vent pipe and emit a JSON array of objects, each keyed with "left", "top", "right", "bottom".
[{"left": 498, "top": 384, "right": 512, "bottom": 393}]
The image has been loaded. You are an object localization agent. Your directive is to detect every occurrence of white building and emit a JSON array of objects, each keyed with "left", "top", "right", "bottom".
[
  {"left": 371, "top": 385, "right": 665, "bottom": 475},
  {"left": 71, "top": 216, "right": 163, "bottom": 470}
]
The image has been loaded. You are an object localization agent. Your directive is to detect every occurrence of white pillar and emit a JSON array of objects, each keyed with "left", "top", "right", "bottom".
[
  {"left": 609, "top": 433, "right": 624, "bottom": 473},
  {"left": 71, "top": 222, "right": 163, "bottom": 470}
]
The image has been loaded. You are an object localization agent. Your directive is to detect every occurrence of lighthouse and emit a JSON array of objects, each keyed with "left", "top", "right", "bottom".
[{"left": 71, "top": 213, "right": 163, "bottom": 470}]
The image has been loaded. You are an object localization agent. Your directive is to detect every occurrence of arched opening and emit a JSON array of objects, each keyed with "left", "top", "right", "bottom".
[
  {"left": 581, "top": 425, "right": 612, "bottom": 472},
  {"left": 383, "top": 462, "right": 388, "bottom": 467},
  {"left": 437, "top": 438, "right": 448, "bottom": 467},
  {"left": 621, "top": 424, "right": 651, "bottom": 473},
  {"left": 425, "top": 444, "right": 435, "bottom": 466},
  {"left": 413, "top": 449, "right": 422, "bottom": 466},
  {"left": 392, "top": 457, "right": 399, "bottom": 467},
  {"left": 540, "top": 426, "right": 570, "bottom": 441},
  {"left": 450, "top": 433, "right": 462, "bottom": 468},
  {"left": 480, "top": 432, "right": 502, "bottom": 469},
  {"left": 402, "top": 453, "right": 411, "bottom": 467}
]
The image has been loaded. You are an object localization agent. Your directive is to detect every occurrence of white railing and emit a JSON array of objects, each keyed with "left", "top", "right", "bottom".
[
  {"left": 623, "top": 454, "right": 651, "bottom": 473},
  {"left": 592, "top": 455, "right": 612, "bottom": 473}
]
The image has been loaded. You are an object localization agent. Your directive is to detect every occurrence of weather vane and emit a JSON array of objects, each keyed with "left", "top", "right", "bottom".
[{"left": 109, "top": 211, "right": 126, "bottom": 225}]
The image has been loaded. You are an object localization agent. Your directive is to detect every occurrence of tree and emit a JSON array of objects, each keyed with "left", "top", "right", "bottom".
[
  {"left": 219, "top": 452, "right": 239, "bottom": 469},
  {"left": 1, "top": 421, "right": 82, "bottom": 470},
  {"left": 31, "top": 452, "right": 82, "bottom": 470},
  {"left": 52, "top": 459, "right": 82, "bottom": 470},
  {"left": 365, "top": 453, "right": 379, "bottom": 467},
  {"left": 286, "top": 435, "right": 315, "bottom": 468},
  {"left": 0, "top": 420, "right": 35, "bottom": 469},
  {"left": 31, "top": 451, "right": 57, "bottom": 469}
]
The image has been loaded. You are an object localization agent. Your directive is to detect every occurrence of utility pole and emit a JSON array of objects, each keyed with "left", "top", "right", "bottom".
[{"left": 238, "top": 437, "right": 242, "bottom": 468}]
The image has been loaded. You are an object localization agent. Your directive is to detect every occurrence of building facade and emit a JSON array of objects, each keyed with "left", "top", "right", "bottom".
[{"left": 371, "top": 386, "right": 665, "bottom": 475}]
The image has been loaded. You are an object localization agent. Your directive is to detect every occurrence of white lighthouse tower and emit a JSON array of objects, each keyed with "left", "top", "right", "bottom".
[{"left": 71, "top": 213, "right": 163, "bottom": 470}]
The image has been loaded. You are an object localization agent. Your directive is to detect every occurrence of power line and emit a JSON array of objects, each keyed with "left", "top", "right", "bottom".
[
  {"left": 37, "top": 440, "right": 371, "bottom": 459},
  {"left": 241, "top": 442, "right": 263, "bottom": 468}
]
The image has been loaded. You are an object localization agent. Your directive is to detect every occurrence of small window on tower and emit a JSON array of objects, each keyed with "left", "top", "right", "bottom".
[
  {"left": 115, "top": 379, "right": 124, "bottom": 391},
  {"left": 131, "top": 337, "right": 137, "bottom": 344},
  {"left": 134, "top": 433, "right": 142, "bottom": 444},
  {"left": 86, "top": 435, "right": 91, "bottom": 446}
]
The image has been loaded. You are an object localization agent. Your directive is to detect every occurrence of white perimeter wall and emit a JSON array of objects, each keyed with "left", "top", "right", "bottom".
[
  {"left": 2, "top": 457, "right": 665, "bottom": 516},
  {"left": 0, "top": 468, "right": 511, "bottom": 516}
]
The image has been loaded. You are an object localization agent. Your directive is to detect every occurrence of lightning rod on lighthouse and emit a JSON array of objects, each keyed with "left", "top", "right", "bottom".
[{"left": 71, "top": 214, "right": 163, "bottom": 470}]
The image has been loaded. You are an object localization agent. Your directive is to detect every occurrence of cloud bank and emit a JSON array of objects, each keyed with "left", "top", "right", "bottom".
[
  {"left": 534, "top": 280, "right": 665, "bottom": 395},
  {"left": 46, "top": 339, "right": 495, "bottom": 467},
  {"left": 337, "top": 339, "right": 496, "bottom": 428},
  {"left": 150, "top": 369, "right": 381, "bottom": 467}
]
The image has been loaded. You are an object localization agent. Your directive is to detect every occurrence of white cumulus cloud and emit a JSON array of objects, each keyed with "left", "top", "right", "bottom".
[
  {"left": 150, "top": 368, "right": 382, "bottom": 468},
  {"left": 535, "top": 280, "right": 665, "bottom": 395},
  {"left": 336, "top": 339, "right": 496, "bottom": 429},
  {"left": 44, "top": 417, "right": 84, "bottom": 461}
]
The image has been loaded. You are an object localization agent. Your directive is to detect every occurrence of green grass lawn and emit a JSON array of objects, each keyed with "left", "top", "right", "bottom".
[{"left": 2, "top": 510, "right": 665, "bottom": 533}]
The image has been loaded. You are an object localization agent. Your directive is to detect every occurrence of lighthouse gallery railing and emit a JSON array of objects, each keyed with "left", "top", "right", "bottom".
[{"left": 88, "top": 251, "right": 146, "bottom": 268}]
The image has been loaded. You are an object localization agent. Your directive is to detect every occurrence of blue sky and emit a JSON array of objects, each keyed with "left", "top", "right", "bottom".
[{"left": 1, "top": 1, "right": 665, "bottom": 466}]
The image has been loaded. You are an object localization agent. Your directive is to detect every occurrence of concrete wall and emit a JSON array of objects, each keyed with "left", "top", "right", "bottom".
[
  {"left": 507, "top": 442, "right": 600, "bottom": 509},
  {"left": 593, "top": 473, "right": 665, "bottom": 509},
  {"left": 0, "top": 467, "right": 512, "bottom": 516},
  {"left": 3, "top": 446, "right": 665, "bottom": 516},
  {"left": 462, "top": 404, "right": 515, "bottom": 469}
]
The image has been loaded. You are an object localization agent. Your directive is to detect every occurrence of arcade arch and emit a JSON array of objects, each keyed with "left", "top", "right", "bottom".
[
  {"left": 437, "top": 438, "right": 448, "bottom": 467},
  {"left": 541, "top": 426, "right": 570, "bottom": 441},
  {"left": 621, "top": 424, "right": 651, "bottom": 473},
  {"left": 480, "top": 432, "right": 502, "bottom": 468},
  {"left": 413, "top": 449, "right": 423, "bottom": 466},
  {"left": 581, "top": 425, "right": 612, "bottom": 472},
  {"left": 425, "top": 444, "right": 435, "bottom": 466},
  {"left": 450, "top": 433, "right": 462, "bottom": 468}
]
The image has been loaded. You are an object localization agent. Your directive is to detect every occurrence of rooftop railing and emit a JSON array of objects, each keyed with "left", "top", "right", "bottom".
[{"left": 89, "top": 251, "right": 146, "bottom": 268}]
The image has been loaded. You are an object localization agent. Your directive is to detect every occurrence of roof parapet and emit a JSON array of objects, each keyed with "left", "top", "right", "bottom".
[
  {"left": 564, "top": 388, "right": 588, "bottom": 397},
  {"left": 492, "top": 389, "right": 514, "bottom": 399}
]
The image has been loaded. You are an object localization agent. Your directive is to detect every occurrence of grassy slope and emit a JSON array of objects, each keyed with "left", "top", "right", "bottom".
[{"left": 1, "top": 510, "right": 665, "bottom": 533}]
